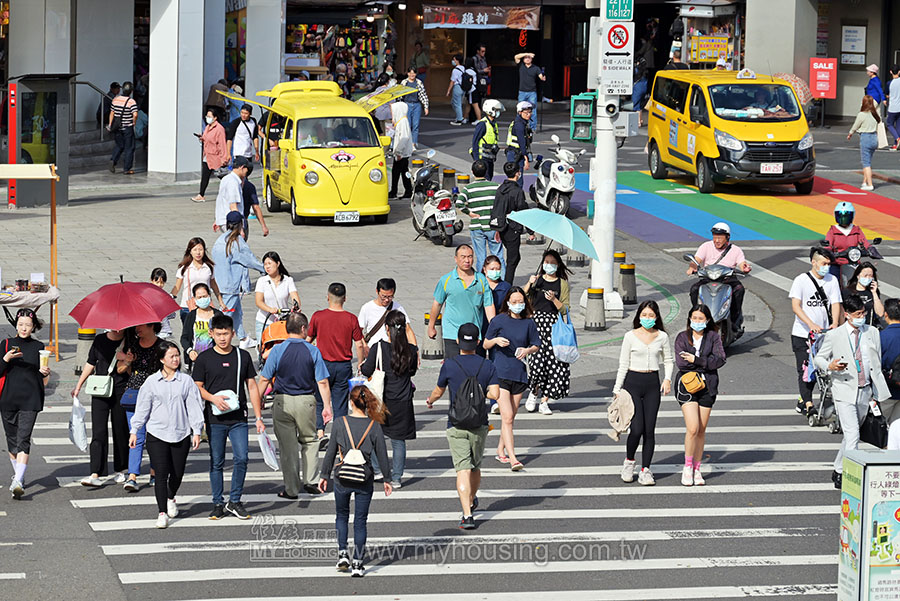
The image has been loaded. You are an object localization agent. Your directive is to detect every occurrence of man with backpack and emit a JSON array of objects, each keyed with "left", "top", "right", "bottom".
[
  {"left": 447, "top": 53, "right": 471, "bottom": 126},
  {"left": 426, "top": 323, "right": 499, "bottom": 529}
]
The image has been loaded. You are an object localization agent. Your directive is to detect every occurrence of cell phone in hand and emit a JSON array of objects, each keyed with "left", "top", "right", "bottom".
[
  {"left": 193, "top": 132, "right": 202, "bottom": 138},
  {"left": 10, "top": 347, "right": 19, "bottom": 353}
]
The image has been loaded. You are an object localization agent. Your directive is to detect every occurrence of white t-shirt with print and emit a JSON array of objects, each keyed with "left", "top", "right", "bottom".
[
  {"left": 255, "top": 275, "right": 298, "bottom": 323},
  {"left": 789, "top": 272, "right": 842, "bottom": 338},
  {"left": 358, "top": 299, "right": 409, "bottom": 345},
  {"left": 176, "top": 263, "right": 213, "bottom": 308}
]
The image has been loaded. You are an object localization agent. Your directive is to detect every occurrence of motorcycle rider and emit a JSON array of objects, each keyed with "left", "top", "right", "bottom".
[
  {"left": 505, "top": 101, "right": 533, "bottom": 188},
  {"left": 687, "top": 222, "right": 751, "bottom": 334},
  {"left": 825, "top": 201, "right": 882, "bottom": 279},
  {"left": 470, "top": 99, "right": 504, "bottom": 181}
]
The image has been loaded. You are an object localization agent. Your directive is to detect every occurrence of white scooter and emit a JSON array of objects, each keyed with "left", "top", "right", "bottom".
[
  {"left": 529, "top": 133, "right": 585, "bottom": 215},
  {"left": 411, "top": 150, "right": 464, "bottom": 247}
]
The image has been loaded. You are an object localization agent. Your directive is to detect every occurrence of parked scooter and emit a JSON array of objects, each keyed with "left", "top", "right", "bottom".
[
  {"left": 819, "top": 237, "right": 882, "bottom": 289},
  {"left": 411, "top": 150, "right": 464, "bottom": 247},
  {"left": 529, "top": 133, "right": 585, "bottom": 215},
  {"left": 683, "top": 254, "right": 747, "bottom": 348}
]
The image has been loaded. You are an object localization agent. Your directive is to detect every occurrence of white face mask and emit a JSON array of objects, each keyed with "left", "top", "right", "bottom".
[{"left": 205, "top": 116, "right": 214, "bottom": 125}]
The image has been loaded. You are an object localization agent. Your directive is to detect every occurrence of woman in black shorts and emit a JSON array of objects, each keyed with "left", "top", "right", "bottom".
[
  {"left": 483, "top": 287, "right": 540, "bottom": 471},
  {"left": 673, "top": 304, "right": 726, "bottom": 487}
]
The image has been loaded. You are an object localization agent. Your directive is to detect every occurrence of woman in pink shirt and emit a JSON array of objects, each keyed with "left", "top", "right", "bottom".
[{"left": 192, "top": 109, "right": 229, "bottom": 202}]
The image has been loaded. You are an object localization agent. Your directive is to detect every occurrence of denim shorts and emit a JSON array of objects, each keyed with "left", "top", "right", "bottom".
[{"left": 860, "top": 132, "right": 877, "bottom": 168}]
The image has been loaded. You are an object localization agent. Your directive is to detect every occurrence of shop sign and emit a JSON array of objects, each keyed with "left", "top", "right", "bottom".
[
  {"left": 809, "top": 58, "right": 837, "bottom": 100},
  {"left": 689, "top": 36, "right": 728, "bottom": 63},
  {"left": 842, "top": 54, "right": 866, "bottom": 66},
  {"left": 841, "top": 25, "right": 866, "bottom": 53},
  {"left": 423, "top": 5, "right": 540, "bottom": 31}
]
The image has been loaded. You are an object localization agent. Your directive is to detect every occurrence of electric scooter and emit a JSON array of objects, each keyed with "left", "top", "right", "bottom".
[
  {"left": 410, "top": 150, "right": 464, "bottom": 247},
  {"left": 683, "top": 254, "right": 747, "bottom": 348},
  {"left": 529, "top": 133, "right": 585, "bottom": 215}
]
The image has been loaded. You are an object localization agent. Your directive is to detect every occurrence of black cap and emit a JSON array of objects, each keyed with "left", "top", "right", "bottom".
[
  {"left": 232, "top": 156, "right": 251, "bottom": 169},
  {"left": 458, "top": 323, "right": 480, "bottom": 351},
  {"left": 226, "top": 210, "right": 244, "bottom": 225}
]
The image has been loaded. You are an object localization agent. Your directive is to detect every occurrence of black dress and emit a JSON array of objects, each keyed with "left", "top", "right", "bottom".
[
  {"left": 0, "top": 336, "right": 46, "bottom": 412},
  {"left": 360, "top": 341, "right": 418, "bottom": 441}
]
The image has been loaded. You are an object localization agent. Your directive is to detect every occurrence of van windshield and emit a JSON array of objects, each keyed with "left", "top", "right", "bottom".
[
  {"left": 295, "top": 117, "right": 379, "bottom": 149},
  {"left": 708, "top": 84, "right": 801, "bottom": 122}
]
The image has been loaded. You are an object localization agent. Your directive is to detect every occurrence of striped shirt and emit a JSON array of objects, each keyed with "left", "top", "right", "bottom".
[
  {"left": 456, "top": 179, "right": 499, "bottom": 231},
  {"left": 111, "top": 96, "right": 137, "bottom": 128}
]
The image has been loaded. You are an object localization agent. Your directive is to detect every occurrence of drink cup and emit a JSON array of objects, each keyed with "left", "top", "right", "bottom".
[{"left": 39, "top": 350, "right": 50, "bottom": 368}]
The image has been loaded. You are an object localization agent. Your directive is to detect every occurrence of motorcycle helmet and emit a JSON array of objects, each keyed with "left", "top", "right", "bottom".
[
  {"left": 834, "top": 201, "right": 855, "bottom": 227},
  {"left": 516, "top": 100, "right": 534, "bottom": 113},
  {"left": 482, "top": 99, "right": 505, "bottom": 119},
  {"left": 710, "top": 222, "right": 731, "bottom": 237}
]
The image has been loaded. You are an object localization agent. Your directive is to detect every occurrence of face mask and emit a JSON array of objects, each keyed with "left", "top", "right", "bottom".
[
  {"left": 816, "top": 265, "right": 830, "bottom": 277},
  {"left": 386, "top": 70, "right": 394, "bottom": 76},
  {"left": 451, "top": 60, "right": 458, "bottom": 66},
  {"left": 640, "top": 317, "right": 656, "bottom": 330},
  {"left": 542, "top": 263, "right": 558, "bottom": 275},
  {"left": 205, "top": 116, "right": 214, "bottom": 124},
  {"left": 851, "top": 317, "right": 866, "bottom": 328},
  {"left": 196, "top": 297, "right": 212, "bottom": 309},
  {"left": 486, "top": 269, "right": 502, "bottom": 281},
  {"left": 690, "top": 320, "right": 707, "bottom": 332},
  {"left": 859, "top": 277, "right": 873, "bottom": 287},
  {"left": 509, "top": 303, "right": 526, "bottom": 314}
]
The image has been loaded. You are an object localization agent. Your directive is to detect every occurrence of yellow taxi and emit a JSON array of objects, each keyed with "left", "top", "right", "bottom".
[
  {"left": 647, "top": 69, "right": 815, "bottom": 194},
  {"left": 224, "top": 81, "right": 413, "bottom": 225}
]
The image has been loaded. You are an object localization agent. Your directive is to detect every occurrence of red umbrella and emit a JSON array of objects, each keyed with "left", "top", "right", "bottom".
[{"left": 69, "top": 281, "right": 181, "bottom": 331}]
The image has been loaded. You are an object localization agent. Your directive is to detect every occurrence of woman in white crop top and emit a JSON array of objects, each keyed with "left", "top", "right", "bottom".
[{"left": 613, "top": 300, "right": 673, "bottom": 487}]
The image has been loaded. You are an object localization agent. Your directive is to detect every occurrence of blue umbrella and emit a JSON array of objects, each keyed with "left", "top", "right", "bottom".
[{"left": 508, "top": 208, "right": 600, "bottom": 261}]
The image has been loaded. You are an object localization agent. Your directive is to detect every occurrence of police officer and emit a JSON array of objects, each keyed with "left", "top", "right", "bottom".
[
  {"left": 470, "top": 99, "right": 504, "bottom": 181},
  {"left": 505, "top": 101, "right": 533, "bottom": 188}
]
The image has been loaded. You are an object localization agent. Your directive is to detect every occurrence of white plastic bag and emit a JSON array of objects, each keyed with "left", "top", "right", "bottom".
[
  {"left": 68, "top": 395, "right": 88, "bottom": 453},
  {"left": 258, "top": 431, "right": 280, "bottom": 471}
]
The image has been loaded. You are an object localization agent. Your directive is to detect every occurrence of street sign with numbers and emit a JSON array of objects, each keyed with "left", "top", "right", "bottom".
[
  {"left": 606, "top": 0, "right": 633, "bottom": 21},
  {"left": 600, "top": 21, "right": 634, "bottom": 95}
]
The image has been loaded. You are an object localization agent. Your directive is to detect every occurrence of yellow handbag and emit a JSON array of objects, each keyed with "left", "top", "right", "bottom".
[{"left": 680, "top": 372, "right": 706, "bottom": 394}]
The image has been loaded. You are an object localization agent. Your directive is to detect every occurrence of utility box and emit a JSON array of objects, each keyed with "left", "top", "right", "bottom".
[
  {"left": 614, "top": 111, "right": 640, "bottom": 138},
  {"left": 838, "top": 450, "right": 900, "bottom": 601},
  {"left": 7, "top": 73, "right": 75, "bottom": 208}
]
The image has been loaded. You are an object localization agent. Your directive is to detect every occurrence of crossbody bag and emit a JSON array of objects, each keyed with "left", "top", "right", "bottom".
[
  {"left": 84, "top": 340, "right": 124, "bottom": 398},
  {"left": 364, "top": 302, "right": 393, "bottom": 344},
  {"left": 806, "top": 273, "right": 834, "bottom": 327},
  {"left": 211, "top": 348, "right": 242, "bottom": 415}
]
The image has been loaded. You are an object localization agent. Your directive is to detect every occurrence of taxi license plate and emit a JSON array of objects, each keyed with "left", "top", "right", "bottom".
[
  {"left": 334, "top": 211, "right": 360, "bottom": 223},
  {"left": 760, "top": 163, "right": 783, "bottom": 174},
  {"left": 436, "top": 210, "right": 457, "bottom": 222}
]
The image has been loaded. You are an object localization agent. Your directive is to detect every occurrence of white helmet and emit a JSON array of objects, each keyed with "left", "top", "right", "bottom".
[
  {"left": 711, "top": 222, "right": 731, "bottom": 236},
  {"left": 482, "top": 99, "right": 504, "bottom": 119}
]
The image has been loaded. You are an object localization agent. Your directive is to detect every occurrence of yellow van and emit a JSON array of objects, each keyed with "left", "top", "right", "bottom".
[
  {"left": 646, "top": 69, "right": 815, "bottom": 194},
  {"left": 224, "top": 81, "right": 413, "bottom": 225}
]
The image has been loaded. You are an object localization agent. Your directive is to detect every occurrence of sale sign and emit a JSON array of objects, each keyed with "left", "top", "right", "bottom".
[{"left": 809, "top": 57, "right": 837, "bottom": 100}]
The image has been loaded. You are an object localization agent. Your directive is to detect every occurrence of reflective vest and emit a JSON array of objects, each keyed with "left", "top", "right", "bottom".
[
  {"left": 469, "top": 117, "right": 498, "bottom": 157},
  {"left": 506, "top": 117, "right": 531, "bottom": 150}
]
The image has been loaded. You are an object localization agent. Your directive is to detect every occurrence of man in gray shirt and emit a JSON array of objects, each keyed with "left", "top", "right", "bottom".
[{"left": 214, "top": 156, "right": 250, "bottom": 231}]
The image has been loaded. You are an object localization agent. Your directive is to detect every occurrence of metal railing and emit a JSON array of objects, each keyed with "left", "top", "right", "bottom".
[{"left": 72, "top": 80, "right": 117, "bottom": 141}]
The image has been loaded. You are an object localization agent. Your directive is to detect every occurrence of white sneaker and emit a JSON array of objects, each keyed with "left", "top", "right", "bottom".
[
  {"left": 538, "top": 401, "right": 553, "bottom": 415},
  {"left": 155, "top": 513, "right": 169, "bottom": 529},
  {"left": 114, "top": 471, "right": 127, "bottom": 484},
  {"left": 239, "top": 338, "right": 257, "bottom": 350},
  {"left": 621, "top": 459, "right": 636, "bottom": 483},
  {"left": 167, "top": 498, "right": 179, "bottom": 519},
  {"left": 681, "top": 465, "right": 694, "bottom": 487},
  {"left": 490, "top": 403, "right": 501, "bottom": 415},
  {"left": 81, "top": 476, "right": 103, "bottom": 488},
  {"left": 638, "top": 467, "right": 656, "bottom": 486},
  {"left": 525, "top": 392, "right": 538, "bottom": 413},
  {"left": 861, "top": 184, "right": 874, "bottom": 191},
  {"left": 693, "top": 467, "right": 706, "bottom": 486},
  {"left": 10, "top": 478, "right": 24, "bottom": 500}
]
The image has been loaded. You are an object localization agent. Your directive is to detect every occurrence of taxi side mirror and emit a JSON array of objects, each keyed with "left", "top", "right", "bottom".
[
  {"left": 380, "top": 135, "right": 392, "bottom": 147},
  {"left": 278, "top": 139, "right": 292, "bottom": 151}
]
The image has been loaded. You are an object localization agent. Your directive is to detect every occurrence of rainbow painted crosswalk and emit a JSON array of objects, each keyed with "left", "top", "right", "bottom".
[{"left": 567, "top": 171, "right": 900, "bottom": 243}]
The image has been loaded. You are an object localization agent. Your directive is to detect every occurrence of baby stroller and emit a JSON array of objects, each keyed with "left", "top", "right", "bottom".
[{"left": 806, "top": 332, "right": 841, "bottom": 434}]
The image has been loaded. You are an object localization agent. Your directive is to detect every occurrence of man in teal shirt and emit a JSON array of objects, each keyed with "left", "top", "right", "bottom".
[{"left": 428, "top": 244, "right": 496, "bottom": 357}]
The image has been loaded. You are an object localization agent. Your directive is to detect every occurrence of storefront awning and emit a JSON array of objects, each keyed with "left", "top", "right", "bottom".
[{"left": 423, "top": 4, "right": 540, "bottom": 31}]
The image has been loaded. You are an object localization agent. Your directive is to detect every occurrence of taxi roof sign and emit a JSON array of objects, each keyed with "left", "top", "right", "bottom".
[{"left": 736, "top": 68, "right": 757, "bottom": 80}]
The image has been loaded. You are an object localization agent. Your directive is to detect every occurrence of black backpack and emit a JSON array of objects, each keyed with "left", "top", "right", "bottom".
[
  {"left": 458, "top": 67, "right": 474, "bottom": 94},
  {"left": 448, "top": 357, "right": 488, "bottom": 430}
]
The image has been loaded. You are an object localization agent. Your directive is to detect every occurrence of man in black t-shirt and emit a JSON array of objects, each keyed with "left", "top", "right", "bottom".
[
  {"left": 514, "top": 53, "right": 545, "bottom": 131},
  {"left": 192, "top": 314, "right": 264, "bottom": 520}
]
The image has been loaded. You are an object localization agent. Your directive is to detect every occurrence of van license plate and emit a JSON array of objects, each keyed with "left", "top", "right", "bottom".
[
  {"left": 761, "top": 163, "right": 783, "bottom": 174},
  {"left": 435, "top": 210, "right": 457, "bottom": 222},
  {"left": 334, "top": 211, "right": 360, "bottom": 223}
]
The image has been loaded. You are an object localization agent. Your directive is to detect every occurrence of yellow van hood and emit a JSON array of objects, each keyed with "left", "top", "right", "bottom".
[
  {"left": 302, "top": 147, "right": 382, "bottom": 204},
  {"left": 708, "top": 115, "right": 808, "bottom": 143}
]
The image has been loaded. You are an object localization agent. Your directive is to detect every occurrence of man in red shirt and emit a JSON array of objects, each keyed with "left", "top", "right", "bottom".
[{"left": 307, "top": 283, "right": 365, "bottom": 441}]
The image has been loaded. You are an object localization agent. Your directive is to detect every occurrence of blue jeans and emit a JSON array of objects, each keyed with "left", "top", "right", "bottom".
[
  {"left": 407, "top": 102, "right": 423, "bottom": 145},
  {"left": 371, "top": 437, "right": 407, "bottom": 482},
  {"left": 208, "top": 421, "right": 249, "bottom": 505},
  {"left": 860, "top": 132, "right": 877, "bottom": 168},
  {"left": 518, "top": 91, "right": 538, "bottom": 130},
  {"left": 126, "top": 406, "right": 147, "bottom": 476},
  {"left": 334, "top": 479, "right": 374, "bottom": 561},
  {"left": 315, "top": 360, "right": 352, "bottom": 432},
  {"left": 888, "top": 111, "right": 900, "bottom": 143},
  {"left": 632, "top": 77, "right": 649, "bottom": 112},
  {"left": 470, "top": 228, "right": 505, "bottom": 276},
  {"left": 222, "top": 293, "right": 246, "bottom": 340},
  {"left": 451, "top": 84, "right": 464, "bottom": 122}
]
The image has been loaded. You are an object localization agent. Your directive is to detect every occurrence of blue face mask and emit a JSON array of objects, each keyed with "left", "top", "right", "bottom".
[
  {"left": 851, "top": 317, "right": 866, "bottom": 328},
  {"left": 859, "top": 277, "right": 873, "bottom": 287},
  {"left": 690, "top": 320, "right": 707, "bottom": 332},
  {"left": 640, "top": 317, "right": 656, "bottom": 330},
  {"left": 196, "top": 297, "right": 212, "bottom": 309},
  {"left": 486, "top": 269, "right": 502, "bottom": 281},
  {"left": 509, "top": 303, "right": 526, "bottom": 314},
  {"left": 543, "top": 263, "right": 558, "bottom": 275},
  {"left": 817, "top": 265, "right": 830, "bottom": 277}
]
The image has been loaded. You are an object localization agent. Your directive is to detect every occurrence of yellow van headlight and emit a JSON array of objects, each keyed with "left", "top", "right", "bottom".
[
  {"left": 798, "top": 132, "right": 814, "bottom": 151},
  {"left": 305, "top": 171, "right": 319, "bottom": 185},
  {"left": 714, "top": 129, "right": 745, "bottom": 152},
  {"left": 369, "top": 168, "right": 383, "bottom": 183}
]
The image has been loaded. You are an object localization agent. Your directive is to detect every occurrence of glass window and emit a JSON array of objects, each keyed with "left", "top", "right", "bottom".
[
  {"left": 690, "top": 85, "right": 710, "bottom": 125},
  {"left": 295, "top": 117, "right": 379, "bottom": 149},
  {"left": 708, "top": 84, "right": 801, "bottom": 122},
  {"left": 652, "top": 77, "right": 689, "bottom": 113}
]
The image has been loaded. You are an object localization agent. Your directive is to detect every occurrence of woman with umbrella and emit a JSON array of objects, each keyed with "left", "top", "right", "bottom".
[
  {"left": 522, "top": 249, "right": 571, "bottom": 416},
  {"left": 1, "top": 309, "right": 51, "bottom": 499},
  {"left": 211, "top": 211, "right": 265, "bottom": 349}
]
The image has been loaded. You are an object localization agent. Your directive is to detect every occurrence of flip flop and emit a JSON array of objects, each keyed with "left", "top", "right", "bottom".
[
  {"left": 495, "top": 454, "right": 510, "bottom": 464},
  {"left": 510, "top": 461, "right": 524, "bottom": 472}
]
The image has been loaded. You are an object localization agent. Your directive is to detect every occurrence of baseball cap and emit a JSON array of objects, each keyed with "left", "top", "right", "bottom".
[
  {"left": 517, "top": 101, "right": 533, "bottom": 112},
  {"left": 715, "top": 57, "right": 727, "bottom": 68},
  {"left": 226, "top": 210, "right": 244, "bottom": 225},
  {"left": 457, "top": 323, "right": 480, "bottom": 351},
  {"left": 233, "top": 156, "right": 251, "bottom": 169}
]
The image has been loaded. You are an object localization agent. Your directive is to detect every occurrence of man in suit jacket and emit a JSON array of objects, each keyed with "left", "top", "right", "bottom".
[{"left": 814, "top": 294, "right": 891, "bottom": 489}]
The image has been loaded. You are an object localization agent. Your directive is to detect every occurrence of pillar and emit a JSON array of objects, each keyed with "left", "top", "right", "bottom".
[
  {"left": 204, "top": 0, "right": 226, "bottom": 95},
  {"left": 745, "top": 0, "right": 817, "bottom": 77},
  {"left": 244, "top": 0, "right": 284, "bottom": 99}
]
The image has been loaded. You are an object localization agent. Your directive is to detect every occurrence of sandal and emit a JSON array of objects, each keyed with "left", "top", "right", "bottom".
[
  {"left": 495, "top": 454, "right": 510, "bottom": 464},
  {"left": 510, "top": 461, "right": 524, "bottom": 472}
]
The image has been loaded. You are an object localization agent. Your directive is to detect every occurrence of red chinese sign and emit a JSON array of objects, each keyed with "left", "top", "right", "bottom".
[
  {"left": 809, "top": 58, "right": 837, "bottom": 100},
  {"left": 423, "top": 5, "right": 540, "bottom": 31}
]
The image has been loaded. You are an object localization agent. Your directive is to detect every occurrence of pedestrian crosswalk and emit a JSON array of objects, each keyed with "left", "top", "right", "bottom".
[{"left": 38, "top": 392, "right": 840, "bottom": 600}]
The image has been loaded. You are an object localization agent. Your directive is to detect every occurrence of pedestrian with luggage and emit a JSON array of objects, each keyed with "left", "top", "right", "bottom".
[
  {"left": 673, "top": 304, "right": 726, "bottom": 487},
  {"left": 388, "top": 102, "right": 413, "bottom": 200},
  {"left": 615, "top": 300, "right": 674, "bottom": 486},
  {"left": 426, "top": 323, "right": 500, "bottom": 529},
  {"left": 120, "top": 323, "right": 162, "bottom": 492},
  {"left": 360, "top": 310, "right": 418, "bottom": 489},
  {"left": 129, "top": 340, "right": 204, "bottom": 528},
  {"left": 170, "top": 237, "right": 226, "bottom": 324},
  {"left": 319, "top": 385, "right": 392, "bottom": 577}
]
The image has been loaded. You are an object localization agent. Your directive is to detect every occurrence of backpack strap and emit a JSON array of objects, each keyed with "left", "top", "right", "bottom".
[
  {"left": 342, "top": 415, "right": 356, "bottom": 448},
  {"left": 356, "top": 420, "right": 375, "bottom": 449}
]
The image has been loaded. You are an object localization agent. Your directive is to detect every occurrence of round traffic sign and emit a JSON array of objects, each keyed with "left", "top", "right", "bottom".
[{"left": 608, "top": 24, "right": 629, "bottom": 49}]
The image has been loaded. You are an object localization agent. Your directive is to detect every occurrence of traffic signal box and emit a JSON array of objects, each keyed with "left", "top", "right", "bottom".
[{"left": 570, "top": 92, "right": 597, "bottom": 143}]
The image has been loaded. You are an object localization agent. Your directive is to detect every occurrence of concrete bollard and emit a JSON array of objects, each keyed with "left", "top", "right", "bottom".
[
  {"left": 620, "top": 264, "right": 637, "bottom": 304},
  {"left": 584, "top": 288, "right": 607, "bottom": 331},
  {"left": 456, "top": 173, "right": 470, "bottom": 189},
  {"left": 613, "top": 251, "right": 626, "bottom": 290},
  {"left": 442, "top": 169, "right": 457, "bottom": 190},
  {"left": 74, "top": 328, "right": 96, "bottom": 374},
  {"left": 567, "top": 250, "right": 586, "bottom": 267},
  {"left": 422, "top": 313, "right": 444, "bottom": 360},
  {"left": 411, "top": 158, "right": 424, "bottom": 174}
]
